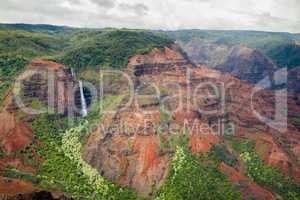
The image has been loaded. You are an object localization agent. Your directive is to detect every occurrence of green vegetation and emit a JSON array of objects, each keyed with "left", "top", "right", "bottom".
[
  {"left": 155, "top": 147, "right": 242, "bottom": 200},
  {"left": 0, "top": 29, "right": 67, "bottom": 105},
  {"left": 4, "top": 95, "right": 141, "bottom": 200},
  {"left": 0, "top": 29, "right": 66, "bottom": 57},
  {"left": 3, "top": 24, "right": 300, "bottom": 199},
  {"left": 240, "top": 152, "right": 300, "bottom": 199},
  {"left": 156, "top": 130, "right": 241, "bottom": 200},
  {"left": 57, "top": 30, "right": 173, "bottom": 69},
  {"left": 230, "top": 138, "right": 300, "bottom": 199},
  {"left": 0, "top": 31, "right": 138, "bottom": 195},
  {"left": 60, "top": 122, "right": 140, "bottom": 200},
  {"left": 253, "top": 39, "right": 300, "bottom": 69},
  {"left": 209, "top": 143, "right": 238, "bottom": 167},
  {"left": 158, "top": 126, "right": 189, "bottom": 151},
  {"left": 0, "top": 55, "right": 27, "bottom": 104},
  {"left": 167, "top": 30, "right": 300, "bottom": 68},
  {"left": 230, "top": 138, "right": 256, "bottom": 153},
  {"left": 0, "top": 27, "right": 173, "bottom": 105},
  {"left": 0, "top": 23, "right": 73, "bottom": 33}
]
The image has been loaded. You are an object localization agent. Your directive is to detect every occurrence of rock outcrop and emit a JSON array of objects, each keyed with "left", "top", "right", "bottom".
[
  {"left": 0, "top": 59, "right": 75, "bottom": 198},
  {"left": 182, "top": 38, "right": 278, "bottom": 84},
  {"left": 1, "top": 46, "right": 300, "bottom": 199},
  {"left": 83, "top": 44, "right": 300, "bottom": 197}
]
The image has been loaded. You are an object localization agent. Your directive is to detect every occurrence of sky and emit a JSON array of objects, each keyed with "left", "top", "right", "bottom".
[{"left": 1, "top": 0, "right": 300, "bottom": 33}]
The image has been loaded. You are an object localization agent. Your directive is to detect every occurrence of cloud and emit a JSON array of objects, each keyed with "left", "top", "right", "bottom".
[
  {"left": 90, "top": 0, "right": 115, "bottom": 8},
  {"left": 118, "top": 3, "right": 149, "bottom": 16},
  {"left": 0, "top": 0, "right": 299, "bottom": 32}
]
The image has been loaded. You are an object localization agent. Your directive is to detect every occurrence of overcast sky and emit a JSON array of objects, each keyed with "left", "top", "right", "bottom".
[{"left": 1, "top": 0, "right": 300, "bottom": 33}]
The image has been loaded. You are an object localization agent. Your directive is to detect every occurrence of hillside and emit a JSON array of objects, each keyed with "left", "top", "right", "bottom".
[
  {"left": 1, "top": 25, "right": 300, "bottom": 200},
  {"left": 180, "top": 38, "right": 278, "bottom": 84},
  {"left": 0, "top": 27, "right": 173, "bottom": 105},
  {"left": 56, "top": 29, "right": 173, "bottom": 69},
  {"left": 0, "top": 29, "right": 67, "bottom": 103},
  {"left": 167, "top": 30, "right": 300, "bottom": 69},
  {"left": 0, "top": 23, "right": 73, "bottom": 33}
]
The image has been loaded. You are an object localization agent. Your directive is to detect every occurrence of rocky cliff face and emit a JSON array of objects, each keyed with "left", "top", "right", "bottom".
[
  {"left": 214, "top": 45, "right": 277, "bottom": 84},
  {"left": 83, "top": 44, "right": 300, "bottom": 198},
  {"left": 181, "top": 38, "right": 231, "bottom": 66},
  {"left": 288, "top": 66, "right": 300, "bottom": 94},
  {"left": 1, "top": 45, "right": 300, "bottom": 199},
  {"left": 0, "top": 60, "right": 74, "bottom": 199},
  {"left": 182, "top": 39, "right": 278, "bottom": 84}
]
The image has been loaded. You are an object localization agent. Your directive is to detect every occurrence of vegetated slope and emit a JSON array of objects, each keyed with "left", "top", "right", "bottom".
[
  {"left": 166, "top": 30, "right": 300, "bottom": 69},
  {"left": 0, "top": 29, "right": 66, "bottom": 57},
  {"left": 0, "top": 27, "right": 173, "bottom": 105},
  {"left": 0, "top": 23, "right": 73, "bottom": 33},
  {"left": 261, "top": 40, "right": 300, "bottom": 69},
  {"left": 57, "top": 29, "right": 174, "bottom": 69},
  {"left": 0, "top": 27, "right": 173, "bottom": 199},
  {"left": 0, "top": 29, "right": 67, "bottom": 104},
  {"left": 0, "top": 59, "right": 141, "bottom": 200}
]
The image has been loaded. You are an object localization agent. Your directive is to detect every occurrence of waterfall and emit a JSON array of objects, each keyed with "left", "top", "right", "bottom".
[
  {"left": 70, "top": 68, "right": 87, "bottom": 117},
  {"left": 71, "top": 68, "right": 76, "bottom": 78},
  {"left": 79, "top": 80, "right": 88, "bottom": 117}
]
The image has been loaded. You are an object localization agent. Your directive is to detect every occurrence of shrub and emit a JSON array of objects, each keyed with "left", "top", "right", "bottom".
[{"left": 155, "top": 147, "right": 242, "bottom": 200}]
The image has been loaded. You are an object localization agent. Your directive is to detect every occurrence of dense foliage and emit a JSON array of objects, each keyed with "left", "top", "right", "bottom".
[
  {"left": 155, "top": 146, "right": 242, "bottom": 200},
  {"left": 61, "top": 122, "right": 140, "bottom": 200},
  {"left": 0, "top": 23, "right": 73, "bottom": 33},
  {"left": 261, "top": 40, "right": 300, "bottom": 69},
  {"left": 0, "top": 29, "right": 65, "bottom": 56},
  {"left": 0, "top": 29, "right": 67, "bottom": 104},
  {"left": 230, "top": 138, "right": 300, "bottom": 200},
  {"left": 0, "top": 54, "right": 27, "bottom": 103},
  {"left": 209, "top": 143, "right": 238, "bottom": 167},
  {"left": 4, "top": 95, "right": 140, "bottom": 200},
  {"left": 57, "top": 29, "right": 173, "bottom": 69}
]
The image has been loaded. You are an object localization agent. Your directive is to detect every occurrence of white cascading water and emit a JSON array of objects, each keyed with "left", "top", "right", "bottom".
[
  {"left": 79, "top": 80, "right": 88, "bottom": 117},
  {"left": 70, "top": 68, "right": 87, "bottom": 117},
  {"left": 71, "top": 68, "right": 76, "bottom": 78}
]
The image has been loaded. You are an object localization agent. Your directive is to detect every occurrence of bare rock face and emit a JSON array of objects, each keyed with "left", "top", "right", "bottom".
[
  {"left": 0, "top": 59, "right": 75, "bottom": 198},
  {"left": 128, "top": 44, "right": 189, "bottom": 77},
  {"left": 181, "top": 38, "right": 232, "bottom": 67},
  {"left": 182, "top": 39, "right": 278, "bottom": 84},
  {"left": 83, "top": 112, "right": 171, "bottom": 197},
  {"left": 0, "top": 59, "right": 74, "bottom": 153},
  {"left": 83, "top": 45, "right": 194, "bottom": 197},
  {"left": 1, "top": 46, "right": 300, "bottom": 199},
  {"left": 288, "top": 66, "right": 300, "bottom": 94},
  {"left": 83, "top": 44, "right": 300, "bottom": 198},
  {"left": 215, "top": 46, "right": 277, "bottom": 84}
]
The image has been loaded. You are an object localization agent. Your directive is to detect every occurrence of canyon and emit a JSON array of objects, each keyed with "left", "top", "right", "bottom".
[{"left": 0, "top": 37, "right": 300, "bottom": 199}]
